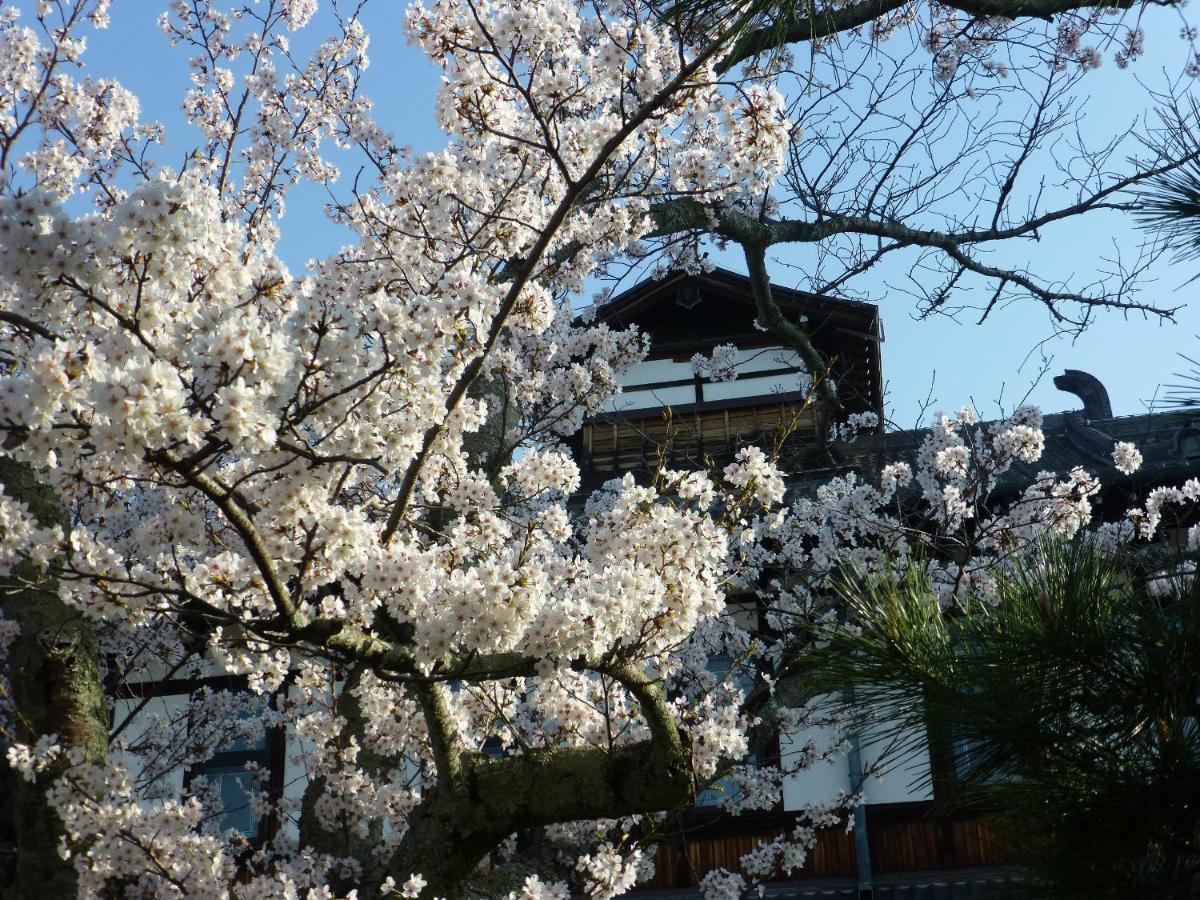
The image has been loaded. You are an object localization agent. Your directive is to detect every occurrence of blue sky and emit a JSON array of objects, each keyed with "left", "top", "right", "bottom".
[{"left": 43, "top": 0, "right": 1200, "bottom": 423}]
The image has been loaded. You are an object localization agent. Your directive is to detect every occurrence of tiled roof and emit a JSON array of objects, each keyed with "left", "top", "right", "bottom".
[{"left": 830, "top": 406, "right": 1200, "bottom": 496}]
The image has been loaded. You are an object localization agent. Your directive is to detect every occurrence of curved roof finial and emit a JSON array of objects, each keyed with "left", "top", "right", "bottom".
[{"left": 1053, "top": 369, "right": 1113, "bottom": 420}]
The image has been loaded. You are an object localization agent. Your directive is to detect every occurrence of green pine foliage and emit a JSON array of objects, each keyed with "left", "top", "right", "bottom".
[
  {"left": 799, "top": 540, "right": 1200, "bottom": 899},
  {"left": 1136, "top": 98, "right": 1200, "bottom": 267}
]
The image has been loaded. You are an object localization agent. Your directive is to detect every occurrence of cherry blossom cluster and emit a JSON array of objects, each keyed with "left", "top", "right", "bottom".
[
  {"left": 691, "top": 343, "right": 741, "bottom": 382},
  {"left": 0, "top": 0, "right": 144, "bottom": 199},
  {"left": 1113, "top": 441, "right": 1144, "bottom": 476},
  {"left": 828, "top": 411, "right": 880, "bottom": 443},
  {"left": 0, "top": 0, "right": 795, "bottom": 892}
]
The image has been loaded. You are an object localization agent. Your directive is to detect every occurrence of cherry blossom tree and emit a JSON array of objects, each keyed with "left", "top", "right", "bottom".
[{"left": 0, "top": 1, "right": 1195, "bottom": 898}]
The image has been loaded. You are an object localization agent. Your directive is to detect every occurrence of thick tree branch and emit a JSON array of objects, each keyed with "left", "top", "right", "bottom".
[
  {"left": 0, "top": 311, "right": 59, "bottom": 342},
  {"left": 719, "top": 0, "right": 906, "bottom": 73},
  {"left": 645, "top": 156, "right": 1194, "bottom": 321},
  {"left": 383, "top": 736, "right": 693, "bottom": 898},
  {"left": 743, "top": 242, "right": 841, "bottom": 409},
  {"left": 153, "top": 450, "right": 300, "bottom": 628},
  {"left": 596, "top": 663, "right": 684, "bottom": 760},
  {"left": 717, "top": 0, "right": 1166, "bottom": 73},
  {"left": 0, "top": 459, "right": 107, "bottom": 897}
]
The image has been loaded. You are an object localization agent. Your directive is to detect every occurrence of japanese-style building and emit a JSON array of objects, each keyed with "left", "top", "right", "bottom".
[
  {"left": 570, "top": 268, "right": 1200, "bottom": 899},
  {"left": 566, "top": 268, "right": 882, "bottom": 490}
]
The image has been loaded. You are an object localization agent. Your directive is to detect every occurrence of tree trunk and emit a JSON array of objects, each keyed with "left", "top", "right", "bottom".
[{"left": 0, "top": 459, "right": 107, "bottom": 900}]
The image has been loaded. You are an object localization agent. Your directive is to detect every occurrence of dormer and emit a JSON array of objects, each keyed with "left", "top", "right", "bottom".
[{"left": 569, "top": 269, "right": 883, "bottom": 483}]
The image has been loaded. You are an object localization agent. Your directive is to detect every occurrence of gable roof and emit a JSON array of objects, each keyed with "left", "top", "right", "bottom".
[{"left": 591, "top": 268, "right": 884, "bottom": 415}]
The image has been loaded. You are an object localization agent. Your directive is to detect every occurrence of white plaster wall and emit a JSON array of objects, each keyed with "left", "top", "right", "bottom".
[
  {"left": 604, "top": 346, "right": 809, "bottom": 413},
  {"left": 120, "top": 657, "right": 226, "bottom": 683},
  {"left": 616, "top": 346, "right": 802, "bottom": 392},
  {"left": 619, "top": 357, "right": 693, "bottom": 385},
  {"left": 602, "top": 384, "right": 697, "bottom": 414},
  {"left": 109, "top": 694, "right": 188, "bottom": 802},
  {"left": 779, "top": 703, "right": 933, "bottom": 810},
  {"left": 705, "top": 372, "right": 807, "bottom": 402},
  {"left": 732, "top": 347, "right": 805, "bottom": 373},
  {"left": 780, "top": 720, "right": 850, "bottom": 811},
  {"left": 859, "top": 723, "right": 933, "bottom": 804}
]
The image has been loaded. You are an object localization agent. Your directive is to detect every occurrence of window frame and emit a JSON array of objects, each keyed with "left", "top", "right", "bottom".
[{"left": 110, "top": 673, "right": 287, "bottom": 846}]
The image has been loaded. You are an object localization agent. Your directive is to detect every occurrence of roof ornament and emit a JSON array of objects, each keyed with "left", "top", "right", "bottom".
[
  {"left": 1053, "top": 369, "right": 1113, "bottom": 420},
  {"left": 675, "top": 281, "right": 702, "bottom": 309}
]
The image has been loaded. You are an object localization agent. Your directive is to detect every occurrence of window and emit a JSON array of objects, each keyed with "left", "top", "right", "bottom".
[
  {"left": 949, "top": 732, "right": 1012, "bottom": 787},
  {"left": 184, "top": 697, "right": 280, "bottom": 841},
  {"left": 1178, "top": 428, "right": 1200, "bottom": 463},
  {"left": 194, "top": 760, "right": 267, "bottom": 838},
  {"left": 695, "top": 654, "right": 776, "bottom": 810},
  {"left": 110, "top": 674, "right": 286, "bottom": 842}
]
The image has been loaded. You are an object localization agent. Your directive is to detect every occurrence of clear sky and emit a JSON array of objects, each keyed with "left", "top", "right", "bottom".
[{"left": 38, "top": 0, "right": 1200, "bottom": 424}]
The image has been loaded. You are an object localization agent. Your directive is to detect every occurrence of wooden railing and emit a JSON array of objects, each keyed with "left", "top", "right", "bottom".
[
  {"left": 580, "top": 403, "right": 818, "bottom": 474},
  {"left": 637, "top": 805, "right": 1011, "bottom": 889}
]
